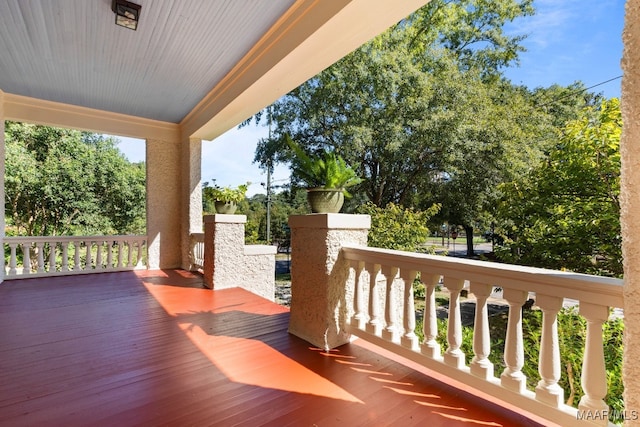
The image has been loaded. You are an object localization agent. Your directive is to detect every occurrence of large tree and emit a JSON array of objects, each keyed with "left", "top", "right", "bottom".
[
  {"left": 5, "top": 122, "right": 146, "bottom": 236},
  {"left": 248, "top": 0, "right": 604, "bottom": 256},
  {"left": 253, "top": 0, "right": 534, "bottom": 202},
  {"left": 425, "top": 81, "right": 601, "bottom": 255},
  {"left": 495, "top": 99, "right": 622, "bottom": 276}
]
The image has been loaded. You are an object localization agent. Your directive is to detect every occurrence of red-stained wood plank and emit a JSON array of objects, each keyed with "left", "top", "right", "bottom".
[{"left": 0, "top": 270, "right": 546, "bottom": 427}]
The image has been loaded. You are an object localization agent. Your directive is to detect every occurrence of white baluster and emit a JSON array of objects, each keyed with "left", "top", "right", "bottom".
[
  {"left": 22, "top": 243, "right": 31, "bottom": 275},
  {"left": 117, "top": 241, "right": 124, "bottom": 268},
  {"left": 95, "top": 240, "right": 103, "bottom": 270},
  {"left": 61, "top": 242, "right": 69, "bottom": 272},
  {"left": 400, "top": 269, "right": 419, "bottom": 350},
  {"left": 420, "top": 273, "right": 441, "bottom": 358},
  {"left": 48, "top": 241, "right": 57, "bottom": 272},
  {"left": 351, "top": 261, "right": 367, "bottom": 329},
  {"left": 8, "top": 243, "right": 17, "bottom": 276},
  {"left": 366, "top": 263, "right": 383, "bottom": 336},
  {"left": 443, "top": 277, "right": 465, "bottom": 369},
  {"left": 535, "top": 294, "right": 564, "bottom": 407},
  {"left": 141, "top": 239, "right": 147, "bottom": 267},
  {"left": 578, "top": 302, "right": 609, "bottom": 425},
  {"left": 107, "top": 241, "right": 114, "bottom": 269},
  {"left": 135, "top": 239, "right": 144, "bottom": 267},
  {"left": 73, "top": 241, "right": 82, "bottom": 271},
  {"left": 500, "top": 288, "right": 528, "bottom": 393},
  {"left": 381, "top": 266, "right": 400, "bottom": 343},
  {"left": 195, "top": 239, "right": 203, "bottom": 267},
  {"left": 127, "top": 240, "right": 134, "bottom": 267},
  {"left": 85, "top": 240, "right": 92, "bottom": 270},
  {"left": 35, "top": 242, "right": 45, "bottom": 273},
  {"left": 470, "top": 282, "right": 494, "bottom": 380}
]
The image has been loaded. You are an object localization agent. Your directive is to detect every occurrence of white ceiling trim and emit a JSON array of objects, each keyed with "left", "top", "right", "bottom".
[
  {"left": 4, "top": 93, "right": 180, "bottom": 141},
  {"left": 182, "top": 0, "right": 431, "bottom": 140}
]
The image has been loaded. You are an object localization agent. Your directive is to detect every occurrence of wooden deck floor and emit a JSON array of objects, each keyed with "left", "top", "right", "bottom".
[{"left": 0, "top": 270, "right": 544, "bottom": 426}]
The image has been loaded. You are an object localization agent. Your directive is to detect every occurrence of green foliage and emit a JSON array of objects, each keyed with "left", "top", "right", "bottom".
[
  {"left": 5, "top": 122, "right": 146, "bottom": 236},
  {"left": 247, "top": 0, "right": 594, "bottom": 248},
  {"left": 355, "top": 202, "right": 440, "bottom": 251},
  {"left": 407, "top": 0, "right": 534, "bottom": 79},
  {"left": 495, "top": 99, "right": 622, "bottom": 276},
  {"left": 203, "top": 182, "right": 250, "bottom": 204},
  {"left": 286, "top": 135, "right": 361, "bottom": 196},
  {"left": 240, "top": 189, "right": 309, "bottom": 244},
  {"left": 604, "top": 317, "right": 626, "bottom": 422}
]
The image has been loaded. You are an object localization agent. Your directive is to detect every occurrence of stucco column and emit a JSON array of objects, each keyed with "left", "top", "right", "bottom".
[
  {"left": 203, "top": 214, "right": 246, "bottom": 289},
  {"left": 146, "top": 138, "right": 182, "bottom": 269},
  {"left": 181, "top": 136, "right": 202, "bottom": 270},
  {"left": 0, "top": 90, "right": 5, "bottom": 283},
  {"left": 621, "top": 0, "right": 640, "bottom": 418},
  {"left": 288, "top": 214, "right": 370, "bottom": 350}
]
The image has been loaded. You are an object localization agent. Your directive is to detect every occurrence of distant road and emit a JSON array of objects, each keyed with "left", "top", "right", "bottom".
[{"left": 427, "top": 240, "right": 493, "bottom": 257}]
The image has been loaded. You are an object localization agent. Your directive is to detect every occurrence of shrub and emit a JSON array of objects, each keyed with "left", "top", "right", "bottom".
[{"left": 355, "top": 202, "right": 440, "bottom": 252}]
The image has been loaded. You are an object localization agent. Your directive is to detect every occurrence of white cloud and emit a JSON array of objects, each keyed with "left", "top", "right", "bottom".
[{"left": 509, "top": 0, "right": 619, "bottom": 49}]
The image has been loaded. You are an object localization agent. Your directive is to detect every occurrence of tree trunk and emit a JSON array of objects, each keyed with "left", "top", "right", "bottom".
[{"left": 464, "top": 224, "right": 474, "bottom": 257}]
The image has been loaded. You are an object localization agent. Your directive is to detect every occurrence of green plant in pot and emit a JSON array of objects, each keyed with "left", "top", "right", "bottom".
[
  {"left": 209, "top": 182, "right": 249, "bottom": 214},
  {"left": 286, "top": 136, "right": 361, "bottom": 213}
]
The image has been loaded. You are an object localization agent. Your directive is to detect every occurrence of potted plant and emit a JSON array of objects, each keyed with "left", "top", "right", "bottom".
[
  {"left": 287, "top": 136, "right": 361, "bottom": 213},
  {"left": 208, "top": 182, "right": 250, "bottom": 214}
]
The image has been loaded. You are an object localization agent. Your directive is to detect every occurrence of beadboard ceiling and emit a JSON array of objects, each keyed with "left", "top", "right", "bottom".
[{"left": 0, "top": 0, "right": 296, "bottom": 123}]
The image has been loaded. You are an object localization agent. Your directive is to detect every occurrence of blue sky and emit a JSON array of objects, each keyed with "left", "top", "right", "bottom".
[
  {"left": 504, "top": 0, "right": 623, "bottom": 99},
  {"left": 117, "top": 0, "right": 625, "bottom": 196}
]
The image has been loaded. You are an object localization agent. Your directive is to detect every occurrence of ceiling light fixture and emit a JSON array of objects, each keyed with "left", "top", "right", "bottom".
[{"left": 112, "top": 0, "right": 141, "bottom": 31}]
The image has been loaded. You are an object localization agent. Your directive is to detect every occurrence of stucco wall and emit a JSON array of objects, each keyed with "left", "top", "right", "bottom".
[
  {"left": 621, "top": 0, "right": 640, "bottom": 420},
  {"left": 213, "top": 217, "right": 245, "bottom": 289},
  {"left": 243, "top": 245, "right": 278, "bottom": 301},
  {"left": 203, "top": 215, "right": 275, "bottom": 300},
  {"left": 181, "top": 137, "right": 202, "bottom": 270},
  {"left": 288, "top": 214, "right": 370, "bottom": 350},
  {"left": 146, "top": 138, "right": 182, "bottom": 269}
]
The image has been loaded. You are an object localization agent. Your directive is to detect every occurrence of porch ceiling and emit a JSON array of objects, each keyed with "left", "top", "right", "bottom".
[
  {"left": 0, "top": 0, "right": 295, "bottom": 124},
  {"left": 0, "top": 0, "right": 430, "bottom": 140}
]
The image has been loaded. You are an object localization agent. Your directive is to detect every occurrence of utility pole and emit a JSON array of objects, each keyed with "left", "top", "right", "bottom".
[
  {"left": 265, "top": 106, "right": 272, "bottom": 244},
  {"left": 266, "top": 158, "right": 272, "bottom": 244}
]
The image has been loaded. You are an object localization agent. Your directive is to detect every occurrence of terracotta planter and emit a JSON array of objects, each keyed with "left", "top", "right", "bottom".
[
  {"left": 307, "top": 188, "right": 344, "bottom": 213},
  {"left": 214, "top": 201, "right": 238, "bottom": 214}
]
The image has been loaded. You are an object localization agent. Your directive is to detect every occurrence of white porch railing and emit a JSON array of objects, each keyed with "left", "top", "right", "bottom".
[
  {"left": 4, "top": 235, "right": 147, "bottom": 279},
  {"left": 190, "top": 232, "right": 205, "bottom": 270},
  {"left": 341, "top": 245, "right": 623, "bottom": 427}
]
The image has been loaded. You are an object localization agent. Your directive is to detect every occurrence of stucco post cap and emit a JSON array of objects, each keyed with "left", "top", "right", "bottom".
[
  {"left": 203, "top": 214, "right": 247, "bottom": 224},
  {"left": 288, "top": 213, "right": 371, "bottom": 229}
]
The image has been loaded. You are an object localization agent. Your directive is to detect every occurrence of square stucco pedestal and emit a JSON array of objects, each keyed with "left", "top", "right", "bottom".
[
  {"left": 203, "top": 214, "right": 246, "bottom": 290},
  {"left": 288, "top": 214, "right": 370, "bottom": 350},
  {"left": 202, "top": 214, "right": 276, "bottom": 300}
]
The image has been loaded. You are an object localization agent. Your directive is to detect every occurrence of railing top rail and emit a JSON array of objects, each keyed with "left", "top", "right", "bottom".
[
  {"left": 341, "top": 244, "right": 624, "bottom": 308},
  {"left": 4, "top": 235, "right": 147, "bottom": 244}
]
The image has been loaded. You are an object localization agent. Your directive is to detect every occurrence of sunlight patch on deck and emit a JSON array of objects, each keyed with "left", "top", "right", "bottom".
[
  {"left": 181, "top": 324, "right": 363, "bottom": 403},
  {"left": 142, "top": 280, "right": 362, "bottom": 403}
]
